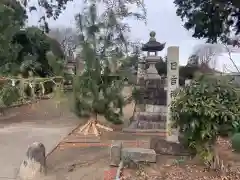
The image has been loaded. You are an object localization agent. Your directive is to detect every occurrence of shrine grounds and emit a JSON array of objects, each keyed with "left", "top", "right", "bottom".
[{"left": 1, "top": 88, "right": 240, "bottom": 180}]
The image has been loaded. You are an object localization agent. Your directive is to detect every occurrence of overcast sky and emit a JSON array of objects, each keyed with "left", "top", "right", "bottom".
[{"left": 27, "top": 0, "right": 240, "bottom": 72}]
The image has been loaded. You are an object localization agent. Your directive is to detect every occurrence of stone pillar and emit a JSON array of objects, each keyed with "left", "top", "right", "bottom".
[
  {"left": 135, "top": 58, "right": 146, "bottom": 113},
  {"left": 166, "top": 46, "right": 179, "bottom": 142},
  {"left": 137, "top": 58, "right": 146, "bottom": 83},
  {"left": 110, "top": 141, "right": 122, "bottom": 166}
]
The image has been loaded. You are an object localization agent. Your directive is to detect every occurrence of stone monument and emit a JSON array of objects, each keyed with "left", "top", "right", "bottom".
[{"left": 166, "top": 47, "right": 180, "bottom": 142}]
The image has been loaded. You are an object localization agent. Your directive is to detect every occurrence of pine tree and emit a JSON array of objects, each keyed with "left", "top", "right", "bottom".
[
  {"left": 72, "top": 2, "right": 137, "bottom": 136},
  {"left": 73, "top": 44, "right": 125, "bottom": 136}
]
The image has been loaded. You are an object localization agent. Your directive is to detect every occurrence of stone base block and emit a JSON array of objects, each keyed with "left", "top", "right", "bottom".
[
  {"left": 133, "top": 112, "right": 167, "bottom": 122},
  {"left": 135, "top": 104, "right": 145, "bottom": 112},
  {"left": 121, "top": 148, "right": 156, "bottom": 163}
]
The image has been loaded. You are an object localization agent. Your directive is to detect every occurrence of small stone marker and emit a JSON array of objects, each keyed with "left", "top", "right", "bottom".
[
  {"left": 121, "top": 148, "right": 156, "bottom": 163},
  {"left": 110, "top": 141, "right": 122, "bottom": 166},
  {"left": 17, "top": 142, "right": 46, "bottom": 180}
]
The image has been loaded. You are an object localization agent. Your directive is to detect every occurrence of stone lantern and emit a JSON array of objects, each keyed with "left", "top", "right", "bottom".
[
  {"left": 142, "top": 31, "right": 165, "bottom": 79},
  {"left": 123, "top": 32, "right": 180, "bottom": 138}
]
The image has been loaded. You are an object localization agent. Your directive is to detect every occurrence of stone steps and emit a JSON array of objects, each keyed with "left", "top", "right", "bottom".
[
  {"left": 125, "top": 108, "right": 167, "bottom": 137},
  {"left": 122, "top": 128, "right": 166, "bottom": 138},
  {"left": 129, "top": 120, "right": 166, "bottom": 129},
  {"left": 122, "top": 127, "right": 166, "bottom": 138}
]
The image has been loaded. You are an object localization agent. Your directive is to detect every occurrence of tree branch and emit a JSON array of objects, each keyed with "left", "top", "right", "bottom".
[{"left": 224, "top": 44, "right": 240, "bottom": 73}]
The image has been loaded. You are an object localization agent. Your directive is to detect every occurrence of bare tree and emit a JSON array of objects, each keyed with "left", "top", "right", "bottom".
[
  {"left": 227, "top": 36, "right": 240, "bottom": 49},
  {"left": 223, "top": 45, "right": 240, "bottom": 72},
  {"left": 189, "top": 43, "right": 224, "bottom": 69},
  {"left": 48, "top": 27, "right": 79, "bottom": 59}
]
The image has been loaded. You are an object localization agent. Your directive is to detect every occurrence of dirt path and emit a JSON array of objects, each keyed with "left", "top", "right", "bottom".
[
  {"left": 0, "top": 86, "right": 135, "bottom": 179},
  {"left": 45, "top": 91, "right": 138, "bottom": 180},
  {"left": 46, "top": 131, "right": 152, "bottom": 180},
  {"left": 0, "top": 99, "right": 80, "bottom": 179}
]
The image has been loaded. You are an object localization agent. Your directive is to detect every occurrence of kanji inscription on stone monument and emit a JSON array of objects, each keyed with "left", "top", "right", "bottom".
[
  {"left": 170, "top": 62, "right": 177, "bottom": 70},
  {"left": 170, "top": 75, "right": 177, "bottom": 85}
]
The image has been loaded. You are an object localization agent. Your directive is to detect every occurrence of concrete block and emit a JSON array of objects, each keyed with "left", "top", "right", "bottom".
[
  {"left": 153, "top": 105, "right": 166, "bottom": 113},
  {"left": 110, "top": 141, "right": 122, "bottom": 166},
  {"left": 146, "top": 105, "right": 154, "bottom": 113},
  {"left": 153, "top": 105, "right": 160, "bottom": 113},
  {"left": 121, "top": 148, "right": 156, "bottom": 163},
  {"left": 135, "top": 104, "right": 145, "bottom": 112}
]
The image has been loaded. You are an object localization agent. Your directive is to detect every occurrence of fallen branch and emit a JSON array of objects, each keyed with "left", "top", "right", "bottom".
[{"left": 78, "top": 118, "right": 113, "bottom": 136}]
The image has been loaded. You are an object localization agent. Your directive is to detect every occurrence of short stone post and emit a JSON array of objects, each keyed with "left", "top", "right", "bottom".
[
  {"left": 17, "top": 142, "right": 47, "bottom": 180},
  {"left": 110, "top": 141, "right": 122, "bottom": 166}
]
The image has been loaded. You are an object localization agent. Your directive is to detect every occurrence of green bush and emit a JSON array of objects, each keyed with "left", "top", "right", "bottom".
[
  {"left": 171, "top": 74, "right": 240, "bottom": 163},
  {"left": 231, "top": 133, "right": 240, "bottom": 152},
  {"left": 0, "top": 83, "right": 20, "bottom": 107}
]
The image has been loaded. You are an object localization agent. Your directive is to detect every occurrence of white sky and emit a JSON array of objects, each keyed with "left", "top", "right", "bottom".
[{"left": 26, "top": 0, "right": 240, "bottom": 72}]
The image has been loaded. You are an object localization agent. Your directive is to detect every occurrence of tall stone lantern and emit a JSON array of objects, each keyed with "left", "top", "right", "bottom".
[
  {"left": 141, "top": 31, "right": 167, "bottom": 119},
  {"left": 123, "top": 31, "right": 167, "bottom": 134}
]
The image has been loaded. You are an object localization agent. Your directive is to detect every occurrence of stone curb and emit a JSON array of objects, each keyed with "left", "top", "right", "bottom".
[{"left": 1, "top": 96, "right": 50, "bottom": 111}]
